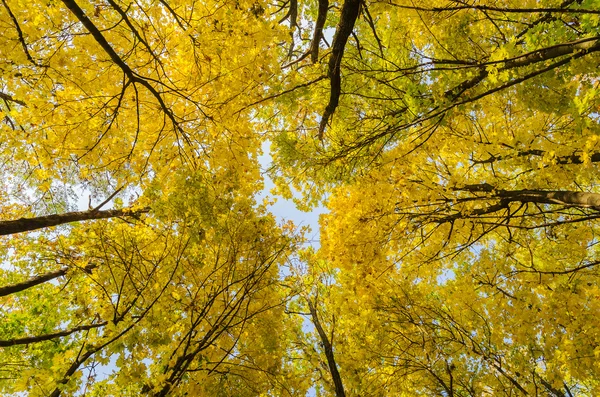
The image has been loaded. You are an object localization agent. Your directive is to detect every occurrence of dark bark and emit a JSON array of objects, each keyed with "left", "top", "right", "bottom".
[
  {"left": 48, "top": 349, "right": 96, "bottom": 397},
  {"left": 279, "top": 0, "right": 298, "bottom": 28},
  {"left": 0, "top": 91, "right": 26, "bottom": 106},
  {"left": 538, "top": 376, "right": 566, "bottom": 397},
  {"left": 106, "top": 0, "right": 158, "bottom": 61},
  {"left": 447, "top": 36, "right": 600, "bottom": 99},
  {"left": 458, "top": 184, "right": 600, "bottom": 210},
  {"left": 514, "top": 260, "right": 600, "bottom": 276},
  {"left": 47, "top": 276, "right": 168, "bottom": 397},
  {"left": 310, "top": 0, "right": 329, "bottom": 63},
  {"left": 0, "top": 207, "right": 149, "bottom": 236},
  {"left": 355, "top": 39, "right": 600, "bottom": 154},
  {"left": 1, "top": 0, "right": 42, "bottom": 67},
  {"left": 0, "top": 264, "right": 96, "bottom": 297},
  {"left": 318, "top": 0, "right": 361, "bottom": 138},
  {"left": 60, "top": 0, "right": 188, "bottom": 143},
  {"left": 503, "top": 37, "right": 600, "bottom": 69},
  {"left": 60, "top": 0, "right": 135, "bottom": 77},
  {"left": 307, "top": 299, "right": 346, "bottom": 397},
  {"left": 48, "top": 321, "right": 139, "bottom": 397},
  {"left": 389, "top": 3, "right": 600, "bottom": 14},
  {"left": 0, "top": 321, "right": 107, "bottom": 347},
  {"left": 2, "top": 267, "right": 66, "bottom": 297},
  {"left": 514, "top": 0, "right": 581, "bottom": 41},
  {"left": 289, "top": 0, "right": 298, "bottom": 28},
  {"left": 430, "top": 185, "right": 600, "bottom": 224},
  {"left": 472, "top": 149, "right": 600, "bottom": 165}
]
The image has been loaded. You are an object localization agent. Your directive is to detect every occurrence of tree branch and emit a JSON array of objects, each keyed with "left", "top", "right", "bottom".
[
  {"left": 59, "top": 0, "right": 192, "bottom": 146},
  {"left": 0, "top": 321, "right": 107, "bottom": 347},
  {"left": 446, "top": 36, "right": 600, "bottom": 99},
  {"left": 307, "top": 299, "right": 346, "bottom": 397},
  {"left": 0, "top": 92, "right": 26, "bottom": 107},
  {"left": 427, "top": 186, "right": 600, "bottom": 224},
  {"left": 472, "top": 149, "right": 600, "bottom": 165},
  {"left": 387, "top": 3, "right": 600, "bottom": 15},
  {"left": 0, "top": 206, "right": 149, "bottom": 236},
  {"left": 456, "top": 185, "right": 600, "bottom": 210},
  {"left": 1, "top": 0, "right": 43, "bottom": 67},
  {"left": 310, "top": 0, "right": 329, "bottom": 63},
  {"left": 0, "top": 263, "right": 96, "bottom": 297},
  {"left": 318, "top": 0, "right": 361, "bottom": 138}
]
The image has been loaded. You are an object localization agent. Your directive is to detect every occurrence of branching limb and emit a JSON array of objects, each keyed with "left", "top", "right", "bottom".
[
  {"left": 0, "top": 264, "right": 95, "bottom": 297},
  {"left": 307, "top": 298, "right": 346, "bottom": 397},
  {"left": 310, "top": 0, "right": 330, "bottom": 63},
  {"left": 0, "top": 206, "right": 150, "bottom": 236},
  {"left": 1, "top": 0, "right": 44, "bottom": 67},
  {"left": 318, "top": 0, "right": 361, "bottom": 138},
  {"left": 0, "top": 321, "right": 108, "bottom": 347},
  {"left": 0, "top": 92, "right": 26, "bottom": 107}
]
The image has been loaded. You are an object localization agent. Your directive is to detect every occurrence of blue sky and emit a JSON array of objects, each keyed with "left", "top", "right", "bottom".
[{"left": 258, "top": 141, "right": 328, "bottom": 248}]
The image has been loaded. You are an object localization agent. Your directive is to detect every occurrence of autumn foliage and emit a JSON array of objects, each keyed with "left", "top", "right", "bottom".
[{"left": 1, "top": 0, "right": 600, "bottom": 395}]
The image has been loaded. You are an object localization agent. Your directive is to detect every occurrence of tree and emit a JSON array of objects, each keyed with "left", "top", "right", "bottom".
[
  {"left": 268, "top": 0, "right": 600, "bottom": 395},
  {"left": 272, "top": 0, "right": 600, "bottom": 178},
  {"left": 0, "top": 0, "right": 304, "bottom": 395},
  {"left": 0, "top": 177, "right": 301, "bottom": 396}
]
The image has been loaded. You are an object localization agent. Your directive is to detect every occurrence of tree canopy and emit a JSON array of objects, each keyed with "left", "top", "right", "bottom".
[{"left": 1, "top": 0, "right": 600, "bottom": 395}]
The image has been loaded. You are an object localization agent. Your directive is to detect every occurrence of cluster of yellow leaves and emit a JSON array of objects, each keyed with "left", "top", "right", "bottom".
[{"left": 270, "top": 0, "right": 600, "bottom": 395}]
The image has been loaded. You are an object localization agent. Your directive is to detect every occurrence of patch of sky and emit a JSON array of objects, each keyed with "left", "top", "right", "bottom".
[
  {"left": 257, "top": 140, "right": 328, "bottom": 249},
  {"left": 437, "top": 268, "right": 456, "bottom": 285}
]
